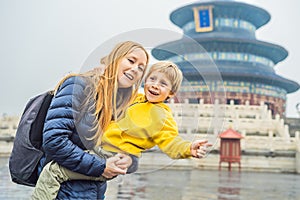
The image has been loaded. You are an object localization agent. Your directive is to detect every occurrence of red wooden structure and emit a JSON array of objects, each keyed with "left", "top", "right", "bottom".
[{"left": 219, "top": 128, "right": 243, "bottom": 171}]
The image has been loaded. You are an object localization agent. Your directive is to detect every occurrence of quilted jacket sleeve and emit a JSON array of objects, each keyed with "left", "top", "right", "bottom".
[{"left": 42, "top": 76, "right": 105, "bottom": 177}]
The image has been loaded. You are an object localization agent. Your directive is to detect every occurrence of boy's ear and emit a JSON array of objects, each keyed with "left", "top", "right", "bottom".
[{"left": 168, "top": 92, "right": 175, "bottom": 99}]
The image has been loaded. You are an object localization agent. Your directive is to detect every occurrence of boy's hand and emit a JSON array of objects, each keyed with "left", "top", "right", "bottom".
[{"left": 190, "top": 139, "right": 212, "bottom": 158}]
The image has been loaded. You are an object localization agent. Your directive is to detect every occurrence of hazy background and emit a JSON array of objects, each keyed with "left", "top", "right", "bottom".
[{"left": 1, "top": 0, "right": 300, "bottom": 117}]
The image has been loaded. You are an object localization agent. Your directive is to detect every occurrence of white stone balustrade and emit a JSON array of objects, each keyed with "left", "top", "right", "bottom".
[
  {"left": 0, "top": 115, "right": 19, "bottom": 136},
  {"left": 167, "top": 99, "right": 300, "bottom": 154}
]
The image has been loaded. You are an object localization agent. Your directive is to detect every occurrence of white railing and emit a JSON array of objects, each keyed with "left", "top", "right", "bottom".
[
  {"left": 167, "top": 99, "right": 300, "bottom": 153},
  {"left": 0, "top": 116, "right": 19, "bottom": 136},
  {"left": 168, "top": 99, "right": 292, "bottom": 137}
]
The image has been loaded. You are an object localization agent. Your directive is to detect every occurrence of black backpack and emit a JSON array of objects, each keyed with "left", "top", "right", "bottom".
[{"left": 9, "top": 91, "right": 54, "bottom": 187}]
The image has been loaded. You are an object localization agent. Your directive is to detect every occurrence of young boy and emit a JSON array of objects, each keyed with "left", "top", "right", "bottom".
[{"left": 32, "top": 61, "right": 210, "bottom": 199}]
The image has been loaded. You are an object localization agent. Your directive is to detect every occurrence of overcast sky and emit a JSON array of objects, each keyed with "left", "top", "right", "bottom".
[{"left": 1, "top": 0, "right": 300, "bottom": 117}]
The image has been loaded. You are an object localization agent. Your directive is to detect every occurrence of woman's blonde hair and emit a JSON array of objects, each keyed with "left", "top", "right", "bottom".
[
  {"left": 54, "top": 41, "right": 149, "bottom": 145},
  {"left": 145, "top": 61, "right": 183, "bottom": 94}
]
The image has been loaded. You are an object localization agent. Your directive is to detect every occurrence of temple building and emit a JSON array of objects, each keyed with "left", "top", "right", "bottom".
[{"left": 152, "top": 0, "right": 299, "bottom": 117}]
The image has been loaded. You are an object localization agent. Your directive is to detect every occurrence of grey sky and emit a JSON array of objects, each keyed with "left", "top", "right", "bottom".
[{"left": 1, "top": 0, "right": 300, "bottom": 117}]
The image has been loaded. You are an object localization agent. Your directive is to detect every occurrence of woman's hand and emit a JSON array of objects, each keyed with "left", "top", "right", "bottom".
[
  {"left": 101, "top": 155, "right": 127, "bottom": 179},
  {"left": 115, "top": 153, "right": 132, "bottom": 170}
]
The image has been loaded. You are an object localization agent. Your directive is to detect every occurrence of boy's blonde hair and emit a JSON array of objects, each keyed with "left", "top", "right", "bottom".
[
  {"left": 145, "top": 61, "right": 183, "bottom": 94},
  {"left": 55, "top": 41, "right": 149, "bottom": 145}
]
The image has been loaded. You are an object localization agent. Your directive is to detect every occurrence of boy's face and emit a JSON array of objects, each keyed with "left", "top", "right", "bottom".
[{"left": 144, "top": 70, "right": 174, "bottom": 103}]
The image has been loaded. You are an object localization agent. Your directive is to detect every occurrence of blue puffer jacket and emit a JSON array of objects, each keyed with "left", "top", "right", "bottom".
[{"left": 41, "top": 76, "right": 107, "bottom": 199}]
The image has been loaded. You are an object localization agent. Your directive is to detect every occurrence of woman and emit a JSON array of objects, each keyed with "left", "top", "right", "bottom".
[{"left": 38, "top": 41, "right": 149, "bottom": 199}]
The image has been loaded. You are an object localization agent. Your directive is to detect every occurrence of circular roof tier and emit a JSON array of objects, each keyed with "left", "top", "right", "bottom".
[
  {"left": 152, "top": 37, "right": 288, "bottom": 64},
  {"left": 177, "top": 61, "right": 300, "bottom": 93},
  {"left": 170, "top": 1, "right": 270, "bottom": 29}
]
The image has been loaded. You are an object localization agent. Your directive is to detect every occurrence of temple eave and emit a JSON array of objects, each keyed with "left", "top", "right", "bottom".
[
  {"left": 170, "top": 1, "right": 270, "bottom": 29},
  {"left": 152, "top": 38, "right": 288, "bottom": 64}
]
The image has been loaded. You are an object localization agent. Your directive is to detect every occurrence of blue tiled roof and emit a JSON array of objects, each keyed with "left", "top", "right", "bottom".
[
  {"left": 177, "top": 61, "right": 299, "bottom": 93},
  {"left": 152, "top": 37, "right": 288, "bottom": 64},
  {"left": 170, "top": 1, "right": 270, "bottom": 29}
]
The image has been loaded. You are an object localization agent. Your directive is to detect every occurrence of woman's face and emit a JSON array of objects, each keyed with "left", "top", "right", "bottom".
[{"left": 117, "top": 48, "right": 148, "bottom": 88}]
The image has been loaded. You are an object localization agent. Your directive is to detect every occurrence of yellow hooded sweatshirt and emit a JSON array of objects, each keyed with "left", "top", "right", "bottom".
[{"left": 101, "top": 94, "right": 192, "bottom": 159}]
